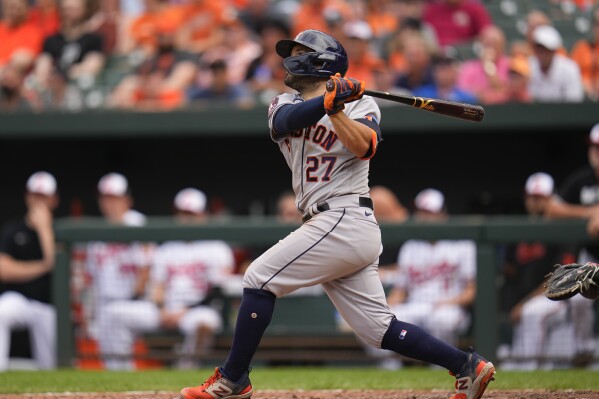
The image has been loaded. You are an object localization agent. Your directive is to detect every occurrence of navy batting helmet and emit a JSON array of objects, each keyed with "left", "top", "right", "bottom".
[{"left": 276, "top": 29, "right": 348, "bottom": 78}]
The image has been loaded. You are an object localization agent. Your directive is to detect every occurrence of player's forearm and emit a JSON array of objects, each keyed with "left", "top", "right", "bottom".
[
  {"left": 328, "top": 112, "right": 373, "bottom": 157},
  {"left": 545, "top": 199, "right": 597, "bottom": 219},
  {"left": 36, "top": 224, "right": 56, "bottom": 268},
  {"left": 0, "top": 254, "right": 53, "bottom": 282},
  {"left": 272, "top": 97, "right": 326, "bottom": 135}
]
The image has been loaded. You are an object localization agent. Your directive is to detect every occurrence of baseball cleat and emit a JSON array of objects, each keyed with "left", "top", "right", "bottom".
[
  {"left": 177, "top": 367, "right": 253, "bottom": 399},
  {"left": 449, "top": 348, "right": 496, "bottom": 399}
]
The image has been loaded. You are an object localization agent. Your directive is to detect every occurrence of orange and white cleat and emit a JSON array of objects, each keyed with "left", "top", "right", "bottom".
[
  {"left": 449, "top": 348, "right": 496, "bottom": 399},
  {"left": 177, "top": 367, "right": 253, "bottom": 399}
]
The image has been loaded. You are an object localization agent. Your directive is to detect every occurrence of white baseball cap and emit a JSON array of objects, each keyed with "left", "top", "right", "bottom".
[
  {"left": 532, "top": 25, "right": 562, "bottom": 51},
  {"left": 525, "top": 172, "right": 554, "bottom": 197},
  {"left": 98, "top": 172, "right": 129, "bottom": 196},
  {"left": 174, "top": 188, "right": 207, "bottom": 214},
  {"left": 344, "top": 20, "right": 373, "bottom": 41},
  {"left": 414, "top": 188, "right": 445, "bottom": 213},
  {"left": 589, "top": 123, "right": 599, "bottom": 145},
  {"left": 26, "top": 171, "right": 57, "bottom": 196}
]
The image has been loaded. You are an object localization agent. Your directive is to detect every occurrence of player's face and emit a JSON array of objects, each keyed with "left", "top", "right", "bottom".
[
  {"left": 98, "top": 194, "right": 131, "bottom": 222},
  {"left": 283, "top": 44, "right": 322, "bottom": 93},
  {"left": 524, "top": 194, "right": 549, "bottom": 215}
]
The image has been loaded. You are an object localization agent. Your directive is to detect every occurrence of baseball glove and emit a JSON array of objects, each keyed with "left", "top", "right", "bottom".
[
  {"left": 544, "top": 262, "right": 599, "bottom": 301},
  {"left": 324, "top": 73, "right": 365, "bottom": 115}
]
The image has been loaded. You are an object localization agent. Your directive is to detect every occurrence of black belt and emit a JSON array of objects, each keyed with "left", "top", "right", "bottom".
[{"left": 302, "top": 197, "right": 374, "bottom": 223}]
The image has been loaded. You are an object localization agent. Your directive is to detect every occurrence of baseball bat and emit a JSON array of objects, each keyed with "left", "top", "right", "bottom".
[{"left": 363, "top": 89, "right": 485, "bottom": 122}]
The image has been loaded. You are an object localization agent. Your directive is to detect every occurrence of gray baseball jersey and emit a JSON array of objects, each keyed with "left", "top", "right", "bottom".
[
  {"left": 243, "top": 94, "right": 393, "bottom": 349},
  {"left": 268, "top": 93, "right": 381, "bottom": 213}
]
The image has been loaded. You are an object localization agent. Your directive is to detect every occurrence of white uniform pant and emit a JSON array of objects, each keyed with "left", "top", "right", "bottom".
[
  {"left": 243, "top": 207, "right": 394, "bottom": 348},
  {"left": 96, "top": 300, "right": 222, "bottom": 370},
  {"left": 0, "top": 291, "right": 56, "bottom": 371}
]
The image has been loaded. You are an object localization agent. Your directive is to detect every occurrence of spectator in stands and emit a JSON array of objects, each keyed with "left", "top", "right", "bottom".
[
  {"left": 98, "top": 188, "right": 236, "bottom": 369},
  {"left": 245, "top": 19, "right": 292, "bottom": 105},
  {"left": 291, "top": 0, "right": 353, "bottom": 38},
  {"left": 84, "top": 172, "right": 154, "bottom": 369},
  {"left": 27, "top": 0, "right": 60, "bottom": 39},
  {"left": 393, "top": 32, "right": 435, "bottom": 92},
  {"left": 384, "top": 17, "right": 439, "bottom": 78},
  {"left": 0, "top": 171, "right": 58, "bottom": 371},
  {"left": 422, "top": 0, "right": 493, "bottom": 47},
  {"left": 504, "top": 56, "right": 532, "bottom": 103},
  {"left": 174, "top": 0, "right": 234, "bottom": 56},
  {"left": 34, "top": 0, "right": 106, "bottom": 94},
  {"left": 0, "top": 0, "right": 44, "bottom": 72},
  {"left": 456, "top": 25, "right": 510, "bottom": 104},
  {"left": 413, "top": 51, "right": 477, "bottom": 103},
  {"left": 237, "top": 0, "right": 286, "bottom": 35},
  {"left": 0, "top": 63, "right": 35, "bottom": 112},
  {"left": 363, "top": 0, "right": 400, "bottom": 41},
  {"left": 570, "top": 7, "right": 599, "bottom": 101},
  {"left": 499, "top": 172, "right": 577, "bottom": 370},
  {"left": 108, "top": 28, "right": 198, "bottom": 110},
  {"left": 524, "top": 10, "right": 553, "bottom": 54},
  {"left": 528, "top": 25, "right": 584, "bottom": 102},
  {"left": 29, "top": 62, "right": 84, "bottom": 111},
  {"left": 127, "top": 0, "right": 185, "bottom": 59},
  {"left": 193, "top": 21, "right": 261, "bottom": 88},
  {"left": 545, "top": 124, "right": 599, "bottom": 363},
  {"left": 342, "top": 20, "right": 385, "bottom": 84},
  {"left": 187, "top": 59, "right": 254, "bottom": 108}
]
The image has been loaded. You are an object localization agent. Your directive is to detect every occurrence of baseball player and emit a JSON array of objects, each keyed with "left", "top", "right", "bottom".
[
  {"left": 98, "top": 188, "right": 237, "bottom": 369},
  {"left": 388, "top": 189, "right": 476, "bottom": 346},
  {"left": 176, "top": 30, "right": 495, "bottom": 399},
  {"left": 0, "top": 171, "right": 58, "bottom": 371},
  {"left": 84, "top": 172, "right": 155, "bottom": 369},
  {"left": 500, "top": 173, "right": 579, "bottom": 370}
]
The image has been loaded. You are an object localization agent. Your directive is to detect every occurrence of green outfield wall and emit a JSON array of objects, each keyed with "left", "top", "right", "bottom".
[{"left": 52, "top": 216, "right": 594, "bottom": 367}]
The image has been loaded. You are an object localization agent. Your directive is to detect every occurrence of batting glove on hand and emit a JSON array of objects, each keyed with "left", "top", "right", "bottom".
[{"left": 324, "top": 73, "right": 365, "bottom": 116}]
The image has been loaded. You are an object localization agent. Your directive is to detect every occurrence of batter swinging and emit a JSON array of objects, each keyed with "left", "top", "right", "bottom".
[{"left": 175, "top": 29, "right": 495, "bottom": 399}]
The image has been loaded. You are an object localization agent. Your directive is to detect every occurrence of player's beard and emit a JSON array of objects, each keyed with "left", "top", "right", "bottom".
[{"left": 284, "top": 74, "right": 324, "bottom": 94}]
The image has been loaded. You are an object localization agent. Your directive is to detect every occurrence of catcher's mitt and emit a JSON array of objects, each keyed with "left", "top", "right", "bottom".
[{"left": 544, "top": 262, "right": 599, "bottom": 301}]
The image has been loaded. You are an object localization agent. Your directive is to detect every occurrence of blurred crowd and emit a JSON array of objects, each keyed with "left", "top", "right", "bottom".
[{"left": 1, "top": 0, "right": 599, "bottom": 113}]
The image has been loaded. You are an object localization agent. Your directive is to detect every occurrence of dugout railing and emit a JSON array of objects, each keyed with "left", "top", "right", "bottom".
[{"left": 52, "top": 216, "right": 595, "bottom": 368}]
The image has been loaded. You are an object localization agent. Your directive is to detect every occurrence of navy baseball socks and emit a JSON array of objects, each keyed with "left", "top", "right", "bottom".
[
  {"left": 381, "top": 318, "right": 495, "bottom": 399},
  {"left": 177, "top": 288, "right": 275, "bottom": 399}
]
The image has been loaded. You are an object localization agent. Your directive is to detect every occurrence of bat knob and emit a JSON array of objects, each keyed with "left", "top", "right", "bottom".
[{"left": 325, "top": 80, "right": 335, "bottom": 92}]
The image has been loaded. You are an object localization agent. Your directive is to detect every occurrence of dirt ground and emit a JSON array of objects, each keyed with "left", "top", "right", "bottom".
[{"left": 1, "top": 390, "right": 599, "bottom": 399}]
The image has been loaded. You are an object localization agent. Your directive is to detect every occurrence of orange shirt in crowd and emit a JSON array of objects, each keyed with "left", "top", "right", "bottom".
[
  {"left": 570, "top": 39, "right": 599, "bottom": 94},
  {"left": 366, "top": 12, "right": 398, "bottom": 39},
  {"left": 347, "top": 52, "right": 385, "bottom": 84},
  {"left": 179, "top": 1, "right": 228, "bottom": 42},
  {"left": 130, "top": 5, "right": 185, "bottom": 53},
  {"left": 28, "top": 6, "right": 60, "bottom": 37},
  {"left": 0, "top": 19, "right": 43, "bottom": 67},
  {"left": 292, "top": 1, "right": 352, "bottom": 37}
]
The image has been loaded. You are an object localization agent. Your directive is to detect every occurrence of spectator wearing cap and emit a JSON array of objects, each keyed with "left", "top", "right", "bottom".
[
  {"left": 413, "top": 51, "right": 476, "bottom": 103},
  {"left": 422, "top": 0, "right": 493, "bottom": 47},
  {"left": 504, "top": 56, "right": 532, "bottom": 103},
  {"left": 342, "top": 20, "right": 385, "bottom": 85},
  {"left": 498, "top": 172, "right": 579, "bottom": 370},
  {"left": 362, "top": 188, "right": 476, "bottom": 369},
  {"left": 570, "top": 7, "right": 599, "bottom": 101},
  {"left": 0, "top": 171, "right": 59, "bottom": 371},
  {"left": 528, "top": 25, "right": 584, "bottom": 103},
  {"left": 544, "top": 124, "right": 599, "bottom": 364},
  {"left": 83, "top": 172, "right": 155, "bottom": 369},
  {"left": 456, "top": 25, "right": 510, "bottom": 104},
  {"left": 99, "top": 187, "right": 237, "bottom": 369}
]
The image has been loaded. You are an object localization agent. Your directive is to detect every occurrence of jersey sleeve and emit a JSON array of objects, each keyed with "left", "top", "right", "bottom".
[
  {"left": 459, "top": 240, "right": 477, "bottom": 281},
  {"left": 345, "top": 95, "right": 382, "bottom": 126},
  {"left": 206, "top": 241, "right": 235, "bottom": 286},
  {"left": 268, "top": 93, "right": 302, "bottom": 142}
]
